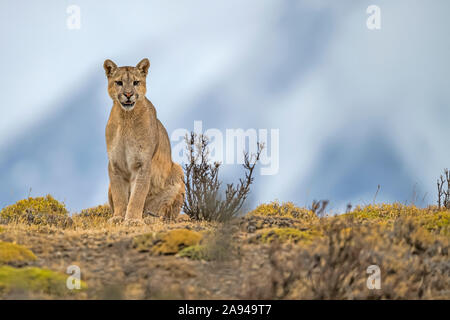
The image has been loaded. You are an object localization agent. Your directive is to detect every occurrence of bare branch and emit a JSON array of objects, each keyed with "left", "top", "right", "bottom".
[{"left": 182, "top": 133, "right": 263, "bottom": 222}]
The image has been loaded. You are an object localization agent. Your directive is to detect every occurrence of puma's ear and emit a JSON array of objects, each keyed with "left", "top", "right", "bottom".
[
  {"left": 103, "top": 59, "right": 117, "bottom": 77},
  {"left": 136, "top": 58, "right": 150, "bottom": 76}
]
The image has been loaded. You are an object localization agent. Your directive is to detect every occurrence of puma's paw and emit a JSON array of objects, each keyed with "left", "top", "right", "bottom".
[
  {"left": 176, "top": 214, "right": 190, "bottom": 223},
  {"left": 108, "top": 216, "right": 124, "bottom": 225},
  {"left": 124, "top": 218, "right": 145, "bottom": 227},
  {"left": 143, "top": 216, "right": 160, "bottom": 225}
]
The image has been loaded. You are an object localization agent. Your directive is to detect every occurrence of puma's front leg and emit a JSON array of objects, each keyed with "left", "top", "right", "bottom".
[
  {"left": 108, "top": 162, "right": 129, "bottom": 221},
  {"left": 125, "top": 163, "right": 151, "bottom": 221}
]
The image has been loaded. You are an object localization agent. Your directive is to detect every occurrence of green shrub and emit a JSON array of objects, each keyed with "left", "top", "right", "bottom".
[
  {"left": 345, "top": 203, "right": 450, "bottom": 235},
  {"left": 0, "top": 195, "right": 71, "bottom": 227},
  {"left": 72, "top": 204, "right": 113, "bottom": 228},
  {"left": 133, "top": 229, "right": 203, "bottom": 255},
  {"left": 178, "top": 245, "right": 210, "bottom": 261},
  {"left": 253, "top": 227, "right": 319, "bottom": 244},
  {"left": 346, "top": 203, "right": 425, "bottom": 221},
  {"left": 0, "top": 242, "right": 37, "bottom": 265},
  {"left": 78, "top": 204, "right": 112, "bottom": 218},
  {"left": 132, "top": 232, "right": 157, "bottom": 252},
  {"left": 0, "top": 266, "right": 85, "bottom": 297},
  {"left": 418, "top": 211, "right": 450, "bottom": 236},
  {"left": 249, "top": 201, "right": 316, "bottom": 221}
]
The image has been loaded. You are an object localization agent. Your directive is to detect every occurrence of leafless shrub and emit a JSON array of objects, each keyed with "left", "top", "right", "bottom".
[
  {"left": 241, "top": 217, "right": 450, "bottom": 299},
  {"left": 310, "top": 200, "right": 329, "bottom": 218},
  {"left": 437, "top": 169, "right": 450, "bottom": 209},
  {"left": 183, "top": 132, "right": 263, "bottom": 222}
]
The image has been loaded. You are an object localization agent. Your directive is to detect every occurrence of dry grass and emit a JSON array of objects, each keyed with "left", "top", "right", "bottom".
[
  {"left": 0, "top": 197, "right": 448, "bottom": 299},
  {"left": 241, "top": 203, "right": 449, "bottom": 300}
]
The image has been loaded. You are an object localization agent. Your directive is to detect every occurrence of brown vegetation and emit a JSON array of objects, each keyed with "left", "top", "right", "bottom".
[
  {"left": 0, "top": 195, "right": 448, "bottom": 299},
  {"left": 183, "top": 132, "right": 263, "bottom": 222}
]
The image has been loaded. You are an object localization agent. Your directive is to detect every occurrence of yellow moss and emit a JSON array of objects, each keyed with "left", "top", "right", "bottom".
[
  {"left": 178, "top": 245, "right": 210, "bottom": 261},
  {"left": 132, "top": 232, "right": 157, "bottom": 252},
  {"left": 0, "top": 241, "right": 37, "bottom": 265},
  {"left": 257, "top": 227, "right": 320, "bottom": 244},
  {"left": 248, "top": 201, "right": 316, "bottom": 220},
  {"left": 0, "top": 195, "right": 68, "bottom": 224},
  {"left": 133, "top": 229, "right": 203, "bottom": 255},
  {"left": 0, "top": 266, "right": 86, "bottom": 297},
  {"left": 0, "top": 226, "right": 3, "bottom": 233},
  {"left": 153, "top": 229, "right": 202, "bottom": 255}
]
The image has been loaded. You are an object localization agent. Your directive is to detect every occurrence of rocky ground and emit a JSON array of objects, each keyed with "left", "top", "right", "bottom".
[
  {"left": 0, "top": 198, "right": 449, "bottom": 299},
  {"left": 0, "top": 213, "right": 286, "bottom": 299}
]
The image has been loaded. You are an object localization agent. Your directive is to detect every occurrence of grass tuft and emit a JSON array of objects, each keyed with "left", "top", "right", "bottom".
[
  {"left": 178, "top": 245, "right": 210, "bottom": 261},
  {"left": 254, "top": 227, "right": 320, "bottom": 244},
  {"left": 0, "top": 266, "right": 86, "bottom": 297},
  {"left": 133, "top": 229, "right": 203, "bottom": 255},
  {"left": 0, "top": 242, "right": 37, "bottom": 265},
  {"left": 249, "top": 201, "right": 316, "bottom": 221}
]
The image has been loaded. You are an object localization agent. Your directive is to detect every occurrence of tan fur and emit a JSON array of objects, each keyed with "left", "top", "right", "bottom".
[{"left": 103, "top": 58, "right": 185, "bottom": 224}]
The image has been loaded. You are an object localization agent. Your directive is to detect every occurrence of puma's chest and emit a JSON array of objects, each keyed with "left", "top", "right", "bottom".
[{"left": 106, "top": 127, "right": 149, "bottom": 174}]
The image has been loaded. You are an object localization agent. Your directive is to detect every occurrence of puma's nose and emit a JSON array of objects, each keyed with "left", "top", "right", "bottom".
[{"left": 124, "top": 92, "right": 133, "bottom": 98}]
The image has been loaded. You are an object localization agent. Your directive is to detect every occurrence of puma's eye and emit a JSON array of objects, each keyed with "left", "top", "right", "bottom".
[
  {"left": 115, "top": 81, "right": 123, "bottom": 86},
  {"left": 133, "top": 81, "right": 140, "bottom": 86}
]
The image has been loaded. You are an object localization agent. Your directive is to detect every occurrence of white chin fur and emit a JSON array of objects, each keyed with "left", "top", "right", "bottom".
[{"left": 120, "top": 102, "right": 135, "bottom": 110}]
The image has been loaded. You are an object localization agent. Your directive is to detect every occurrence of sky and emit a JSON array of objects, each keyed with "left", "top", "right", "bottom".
[{"left": 1, "top": 0, "right": 449, "bottom": 213}]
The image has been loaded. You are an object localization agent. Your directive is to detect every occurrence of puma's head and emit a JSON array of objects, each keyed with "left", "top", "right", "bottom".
[{"left": 103, "top": 58, "right": 150, "bottom": 111}]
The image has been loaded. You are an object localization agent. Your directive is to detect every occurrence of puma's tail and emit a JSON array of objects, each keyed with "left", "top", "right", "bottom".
[{"left": 162, "top": 163, "right": 185, "bottom": 220}]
